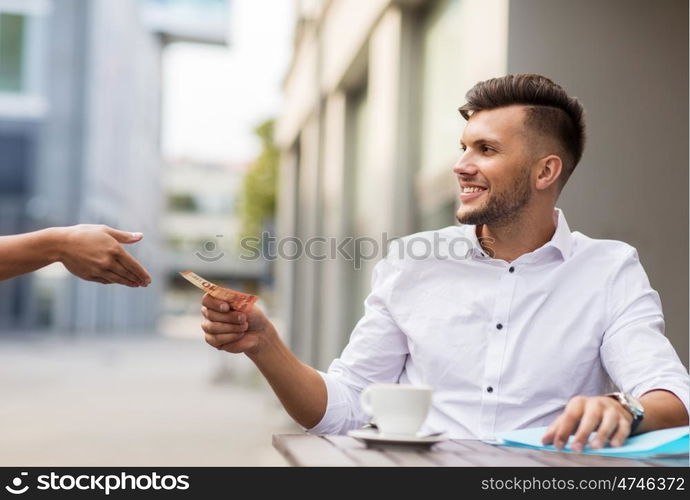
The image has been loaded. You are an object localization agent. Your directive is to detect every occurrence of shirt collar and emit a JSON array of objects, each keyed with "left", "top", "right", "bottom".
[
  {"left": 546, "top": 207, "right": 573, "bottom": 260},
  {"left": 461, "top": 207, "right": 573, "bottom": 261}
]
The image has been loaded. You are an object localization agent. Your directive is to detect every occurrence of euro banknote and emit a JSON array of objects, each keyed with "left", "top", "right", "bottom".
[{"left": 179, "top": 270, "right": 258, "bottom": 313}]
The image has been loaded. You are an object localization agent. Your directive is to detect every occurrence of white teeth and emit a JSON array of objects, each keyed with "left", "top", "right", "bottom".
[{"left": 462, "top": 186, "right": 486, "bottom": 193}]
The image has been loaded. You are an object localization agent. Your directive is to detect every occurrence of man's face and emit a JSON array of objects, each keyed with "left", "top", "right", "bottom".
[{"left": 454, "top": 105, "right": 536, "bottom": 226}]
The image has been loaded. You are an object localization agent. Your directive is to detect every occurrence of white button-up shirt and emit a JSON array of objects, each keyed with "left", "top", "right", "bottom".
[{"left": 308, "top": 208, "right": 690, "bottom": 439}]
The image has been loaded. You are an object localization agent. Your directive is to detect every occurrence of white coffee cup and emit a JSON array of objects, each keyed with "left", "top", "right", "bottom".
[{"left": 359, "top": 383, "right": 433, "bottom": 436}]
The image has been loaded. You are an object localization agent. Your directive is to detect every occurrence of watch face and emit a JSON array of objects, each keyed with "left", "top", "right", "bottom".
[{"left": 623, "top": 394, "right": 644, "bottom": 416}]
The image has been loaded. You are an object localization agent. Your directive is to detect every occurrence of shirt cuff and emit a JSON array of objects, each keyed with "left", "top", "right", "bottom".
[{"left": 304, "top": 370, "right": 359, "bottom": 435}]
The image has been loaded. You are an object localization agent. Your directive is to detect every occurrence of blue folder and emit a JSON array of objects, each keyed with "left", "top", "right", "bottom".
[{"left": 493, "top": 426, "right": 689, "bottom": 459}]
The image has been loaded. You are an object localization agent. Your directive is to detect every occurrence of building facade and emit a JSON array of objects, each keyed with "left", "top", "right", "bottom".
[
  {"left": 275, "top": 0, "right": 688, "bottom": 370},
  {"left": 0, "top": 0, "right": 228, "bottom": 334}
]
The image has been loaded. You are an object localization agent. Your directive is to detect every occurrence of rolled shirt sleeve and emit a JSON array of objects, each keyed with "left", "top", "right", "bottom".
[
  {"left": 306, "top": 257, "right": 410, "bottom": 435},
  {"left": 600, "top": 248, "right": 690, "bottom": 416}
]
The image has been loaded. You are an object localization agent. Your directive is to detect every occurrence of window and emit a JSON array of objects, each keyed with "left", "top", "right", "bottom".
[
  {"left": 0, "top": 131, "right": 30, "bottom": 195},
  {"left": 419, "top": 0, "right": 464, "bottom": 177},
  {"left": 0, "top": 13, "right": 25, "bottom": 92},
  {"left": 167, "top": 193, "right": 198, "bottom": 212}
]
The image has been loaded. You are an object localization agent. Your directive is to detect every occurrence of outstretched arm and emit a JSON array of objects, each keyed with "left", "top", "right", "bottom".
[
  {"left": 0, "top": 225, "right": 151, "bottom": 287},
  {"left": 201, "top": 295, "right": 327, "bottom": 428},
  {"left": 200, "top": 257, "right": 408, "bottom": 433}
]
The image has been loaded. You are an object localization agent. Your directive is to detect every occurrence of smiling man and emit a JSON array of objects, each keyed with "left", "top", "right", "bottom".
[{"left": 200, "top": 74, "right": 689, "bottom": 450}]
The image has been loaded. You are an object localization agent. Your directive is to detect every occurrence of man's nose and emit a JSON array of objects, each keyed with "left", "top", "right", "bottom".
[{"left": 452, "top": 155, "right": 478, "bottom": 176}]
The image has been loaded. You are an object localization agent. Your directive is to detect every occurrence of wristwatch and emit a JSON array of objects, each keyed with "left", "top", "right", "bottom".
[{"left": 605, "top": 392, "right": 644, "bottom": 434}]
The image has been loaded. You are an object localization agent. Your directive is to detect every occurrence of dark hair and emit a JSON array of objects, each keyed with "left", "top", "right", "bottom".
[{"left": 458, "top": 74, "right": 585, "bottom": 190}]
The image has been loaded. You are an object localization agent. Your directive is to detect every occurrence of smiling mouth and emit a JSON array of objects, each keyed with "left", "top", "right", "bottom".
[{"left": 460, "top": 187, "right": 488, "bottom": 202}]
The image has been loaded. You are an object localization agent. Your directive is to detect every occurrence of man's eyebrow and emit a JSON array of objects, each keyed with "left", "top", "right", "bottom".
[{"left": 461, "top": 137, "right": 503, "bottom": 147}]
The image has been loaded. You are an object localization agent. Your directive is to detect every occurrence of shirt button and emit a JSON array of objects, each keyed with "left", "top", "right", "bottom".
[
  {"left": 496, "top": 323, "right": 503, "bottom": 330},
  {"left": 487, "top": 386, "right": 494, "bottom": 393},
  {"left": 509, "top": 266, "right": 515, "bottom": 273}
]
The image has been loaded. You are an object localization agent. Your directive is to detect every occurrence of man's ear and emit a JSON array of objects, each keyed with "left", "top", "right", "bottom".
[{"left": 535, "top": 155, "right": 563, "bottom": 191}]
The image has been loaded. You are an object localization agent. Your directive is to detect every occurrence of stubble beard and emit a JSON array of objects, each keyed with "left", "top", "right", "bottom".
[{"left": 455, "top": 167, "right": 533, "bottom": 227}]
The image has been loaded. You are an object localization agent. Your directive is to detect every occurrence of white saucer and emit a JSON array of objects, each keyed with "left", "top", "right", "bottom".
[{"left": 348, "top": 427, "right": 448, "bottom": 445}]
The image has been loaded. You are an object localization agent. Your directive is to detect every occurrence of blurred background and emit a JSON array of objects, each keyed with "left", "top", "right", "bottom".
[{"left": 0, "top": 0, "right": 687, "bottom": 465}]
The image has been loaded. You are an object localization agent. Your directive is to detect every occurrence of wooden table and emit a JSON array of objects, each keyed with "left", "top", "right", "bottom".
[{"left": 273, "top": 434, "right": 689, "bottom": 467}]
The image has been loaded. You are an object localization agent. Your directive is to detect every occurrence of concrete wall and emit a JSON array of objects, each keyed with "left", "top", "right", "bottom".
[{"left": 508, "top": 0, "right": 688, "bottom": 366}]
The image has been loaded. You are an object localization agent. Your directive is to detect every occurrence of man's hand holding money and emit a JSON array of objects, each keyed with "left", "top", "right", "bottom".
[
  {"left": 201, "top": 294, "right": 277, "bottom": 356},
  {"left": 191, "top": 271, "right": 327, "bottom": 428}
]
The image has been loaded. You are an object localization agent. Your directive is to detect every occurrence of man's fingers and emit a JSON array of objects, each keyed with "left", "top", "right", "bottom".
[
  {"left": 541, "top": 421, "right": 559, "bottom": 444},
  {"left": 219, "top": 335, "right": 257, "bottom": 354},
  {"left": 201, "top": 306, "right": 246, "bottom": 324},
  {"left": 202, "top": 293, "right": 231, "bottom": 313},
  {"left": 571, "top": 402, "right": 603, "bottom": 451},
  {"left": 553, "top": 396, "right": 586, "bottom": 449},
  {"left": 591, "top": 409, "right": 619, "bottom": 449},
  {"left": 552, "top": 419, "right": 579, "bottom": 450},
  {"left": 116, "top": 252, "right": 151, "bottom": 285},
  {"left": 610, "top": 417, "right": 632, "bottom": 447},
  {"left": 205, "top": 332, "right": 245, "bottom": 349},
  {"left": 202, "top": 319, "right": 248, "bottom": 335}
]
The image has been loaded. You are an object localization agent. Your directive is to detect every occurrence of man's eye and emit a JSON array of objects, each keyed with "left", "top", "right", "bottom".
[
  {"left": 482, "top": 145, "right": 494, "bottom": 153},
  {"left": 460, "top": 145, "right": 467, "bottom": 152}
]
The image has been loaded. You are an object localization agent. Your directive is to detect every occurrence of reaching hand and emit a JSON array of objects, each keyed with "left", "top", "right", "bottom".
[{"left": 59, "top": 224, "right": 152, "bottom": 287}]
